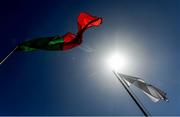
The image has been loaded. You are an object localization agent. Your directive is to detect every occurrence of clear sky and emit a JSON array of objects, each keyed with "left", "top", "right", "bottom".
[{"left": 0, "top": 0, "right": 179, "bottom": 116}]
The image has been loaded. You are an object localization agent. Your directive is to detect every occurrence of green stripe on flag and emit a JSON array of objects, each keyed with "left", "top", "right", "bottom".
[{"left": 48, "top": 38, "right": 64, "bottom": 46}]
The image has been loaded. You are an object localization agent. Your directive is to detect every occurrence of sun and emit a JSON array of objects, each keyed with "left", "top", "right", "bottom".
[{"left": 106, "top": 52, "right": 129, "bottom": 71}]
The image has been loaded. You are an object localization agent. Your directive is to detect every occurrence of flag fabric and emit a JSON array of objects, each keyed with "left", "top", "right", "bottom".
[
  {"left": 118, "top": 73, "right": 168, "bottom": 102},
  {"left": 17, "top": 12, "right": 102, "bottom": 52}
]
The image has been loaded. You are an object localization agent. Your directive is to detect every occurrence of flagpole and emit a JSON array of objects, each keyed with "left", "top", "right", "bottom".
[
  {"left": 0, "top": 46, "right": 18, "bottom": 65},
  {"left": 112, "top": 70, "right": 150, "bottom": 117}
]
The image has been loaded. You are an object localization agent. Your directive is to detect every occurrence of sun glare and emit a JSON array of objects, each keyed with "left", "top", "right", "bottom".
[{"left": 106, "top": 52, "right": 129, "bottom": 71}]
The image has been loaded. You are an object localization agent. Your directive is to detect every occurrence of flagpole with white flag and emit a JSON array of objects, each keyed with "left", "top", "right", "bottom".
[{"left": 112, "top": 70, "right": 150, "bottom": 116}]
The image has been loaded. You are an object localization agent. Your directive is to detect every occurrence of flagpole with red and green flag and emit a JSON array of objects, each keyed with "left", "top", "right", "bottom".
[{"left": 0, "top": 12, "right": 102, "bottom": 65}]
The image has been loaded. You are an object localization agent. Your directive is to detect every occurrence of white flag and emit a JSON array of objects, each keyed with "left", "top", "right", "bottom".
[{"left": 118, "top": 73, "right": 168, "bottom": 102}]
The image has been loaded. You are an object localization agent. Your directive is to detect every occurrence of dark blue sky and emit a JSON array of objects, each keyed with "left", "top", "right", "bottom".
[{"left": 0, "top": 0, "right": 180, "bottom": 116}]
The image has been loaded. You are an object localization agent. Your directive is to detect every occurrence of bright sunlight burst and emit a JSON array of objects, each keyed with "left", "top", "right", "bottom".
[{"left": 106, "top": 52, "right": 129, "bottom": 71}]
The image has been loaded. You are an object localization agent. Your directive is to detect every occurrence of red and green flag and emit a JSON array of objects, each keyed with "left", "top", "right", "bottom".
[{"left": 17, "top": 12, "right": 103, "bottom": 52}]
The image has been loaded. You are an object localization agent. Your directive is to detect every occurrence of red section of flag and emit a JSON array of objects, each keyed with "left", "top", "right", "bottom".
[
  {"left": 63, "top": 32, "right": 76, "bottom": 43},
  {"left": 62, "top": 12, "right": 102, "bottom": 50},
  {"left": 77, "top": 12, "right": 102, "bottom": 32},
  {"left": 62, "top": 32, "right": 81, "bottom": 50},
  {"left": 63, "top": 43, "right": 80, "bottom": 50}
]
